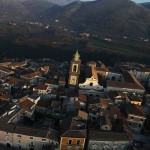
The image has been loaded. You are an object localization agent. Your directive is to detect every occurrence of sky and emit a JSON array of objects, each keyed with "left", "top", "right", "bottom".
[
  {"left": 81, "top": 0, "right": 150, "bottom": 3},
  {"left": 132, "top": 0, "right": 149, "bottom": 3}
]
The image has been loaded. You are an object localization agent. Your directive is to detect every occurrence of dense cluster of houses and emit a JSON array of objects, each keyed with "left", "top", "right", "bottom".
[{"left": 0, "top": 52, "right": 149, "bottom": 150}]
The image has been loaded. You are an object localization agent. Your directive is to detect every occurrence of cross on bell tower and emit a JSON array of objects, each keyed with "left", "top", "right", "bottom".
[{"left": 68, "top": 50, "right": 81, "bottom": 87}]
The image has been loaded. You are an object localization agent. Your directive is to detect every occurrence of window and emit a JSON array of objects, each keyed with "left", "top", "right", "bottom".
[
  {"left": 77, "top": 140, "right": 80, "bottom": 145},
  {"left": 131, "top": 117, "right": 133, "bottom": 119},
  {"left": 121, "top": 144, "right": 125, "bottom": 150},
  {"left": 68, "top": 140, "right": 72, "bottom": 145},
  {"left": 112, "top": 76, "right": 116, "bottom": 81},
  {"left": 18, "top": 140, "right": 21, "bottom": 143},
  {"left": 105, "top": 127, "right": 108, "bottom": 130},
  {"left": 42, "top": 139, "right": 46, "bottom": 141},
  {"left": 141, "top": 119, "right": 143, "bottom": 121},
  {"left": 103, "top": 145, "right": 109, "bottom": 150},
  {"left": 90, "top": 83, "right": 93, "bottom": 86},
  {"left": 17, "top": 135, "right": 21, "bottom": 138},
  {"left": 6, "top": 136, "right": 10, "bottom": 141},
  {"left": 29, "top": 141, "right": 34, "bottom": 147},
  {"left": 92, "top": 144, "right": 97, "bottom": 150},
  {"left": 139, "top": 124, "right": 141, "bottom": 128},
  {"left": 30, "top": 137, "right": 33, "bottom": 139},
  {"left": 73, "top": 65, "right": 77, "bottom": 72},
  {"left": 42, "top": 143, "right": 45, "bottom": 147},
  {"left": 113, "top": 145, "right": 118, "bottom": 150}
]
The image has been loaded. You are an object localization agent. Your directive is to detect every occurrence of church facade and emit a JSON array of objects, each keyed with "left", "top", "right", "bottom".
[{"left": 79, "top": 65, "right": 104, "bottom": 97}]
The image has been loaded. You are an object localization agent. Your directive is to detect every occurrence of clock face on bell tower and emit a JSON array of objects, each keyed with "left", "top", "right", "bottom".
[
  {"left": 68, "top": 50, "right": 81, "bottom": 86},
  {"left": 70, "top": 76, "right": 77, "bottom": 85}
]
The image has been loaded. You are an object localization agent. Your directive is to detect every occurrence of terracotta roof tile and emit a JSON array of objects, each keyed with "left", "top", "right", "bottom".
[
  {"left": 107, "top": 80, "right": 144, "bottom": 90},
  {"left": 21, "top": 71, "right": 41, "bottom": 80},
  {"left": 20, "top": 99, "right": 35, "bottom": 111},
  {"left": 0, "top": 66, "right": 14, "bottom": 74},
  {"left": 128, "top": 105, "right": 145, "bottom": 117},
  {"left": 61, "top": 130, "right": 87, "bottom": 138},
  {"left": 34, "top": 84, "right": 48, "bottom": 91},
  {"left": 37, "top": 100, "right": 51, "bottom": 108},
  {"left": 0, "top": 94, "right": 11, "bottom": 100},
  {"left": 78, "top": 94, "right": 87, "bottom": 102}
]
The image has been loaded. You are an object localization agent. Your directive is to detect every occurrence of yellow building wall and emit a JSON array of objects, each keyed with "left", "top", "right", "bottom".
[
  {"left": 60, "top": 137, "right": 85, "bottom": 150},
  {"left": 131, "top": 101, "right": 141, "bottom": 105}
]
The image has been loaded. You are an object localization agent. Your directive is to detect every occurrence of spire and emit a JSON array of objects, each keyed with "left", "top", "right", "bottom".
[{"left": 74, "top": 50, "right": 80, "bottom": 61}]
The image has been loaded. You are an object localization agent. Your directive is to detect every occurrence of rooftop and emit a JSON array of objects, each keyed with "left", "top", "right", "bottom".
[
  {"left": 107, "top": 80, "right": 145, "bottom": 90},
  {"left": 37, "top": 100, "right": 51, "bottom": 108},
  {"left": 19, "top": 99, "right": 35, "bottom": 112},
  {"left": 78, "top": 94, "right": 87, "bottom": 103},
  {"left": 128, "top": 104, "right": 145, "bottom": 117},
  {"left": 108, "top": 91, "right": 127, "bottom": 99},
  {"left": 34, "top": 84, "right": 48, "bottom": 91},
  {"left": 21, "top": 71, "right": 41, "bottom": 79},
  {"left": 0, "top": 66, "right": 14, "bottom": 74},
  {"left": 127, "top": 93, "right": 142, "bottom": 102},
  {"left": 89, "top": 131, "right": 129, "bottom": 141},
  {"left": 0, "top": 94, "right": 12, "bottom": 100}
]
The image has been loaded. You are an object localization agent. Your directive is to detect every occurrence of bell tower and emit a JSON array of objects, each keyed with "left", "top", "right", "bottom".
[{"left": 68, "top": 50, "right": 81, "bottom": 87}]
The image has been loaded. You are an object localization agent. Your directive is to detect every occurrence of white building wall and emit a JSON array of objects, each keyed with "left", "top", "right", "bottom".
[
  {"left": 106, "top": 72, "right": 123, "bottom": 81},
  {"left": 28, "top": 97, "right": 40, "bottom": 104},
  {"left": 133, "top": 71, "right": 150, "bottom": 83},
  {"left": 79, "top": 77, "right": 103, "bottom": 91},
  {"left": 88, "top": 140, "right": 130, "bottom": 150},
  {"left": 12, "top": 133, "right": 57, "bottom": 150},
  {"left": 107, "top": 87, "right": 145, "bottom": 95},
  {"left": 0, "top": 131, "right": 13, "bottom": 147}
]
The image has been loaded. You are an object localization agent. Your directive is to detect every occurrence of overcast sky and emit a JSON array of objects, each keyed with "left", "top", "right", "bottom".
[
  {"left": 132, "top": 0, "right": 149, "bottom": 3},
  {"left": 81, "top": 0, "right": 150, "bottom": 3}
]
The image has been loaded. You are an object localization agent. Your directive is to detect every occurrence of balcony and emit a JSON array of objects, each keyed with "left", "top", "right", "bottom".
[{"left": 67, "top": 144, "right": 81, "bottom": 150}]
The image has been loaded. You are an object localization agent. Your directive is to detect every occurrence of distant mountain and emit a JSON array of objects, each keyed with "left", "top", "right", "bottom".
[
  {"left": 0, "top": 0, "right": 32, "bottom": 21},
  {"left": 20, "top": 0, "right": 78, "bottom": 6},
  {"left": 1, "top": 0, "right": 150, "bottom": 38},
  {"left": 45, "top": 0, "right": 78, "bottom": 6},
  {"left": 50, "top": 0, "right": 150, "bottom": 37},
  {"left": 141, "top": 2, "right": 150, "bottom": 9},
  {"left": 22, "top": 0, "right": 56, "bottom": 19}
]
